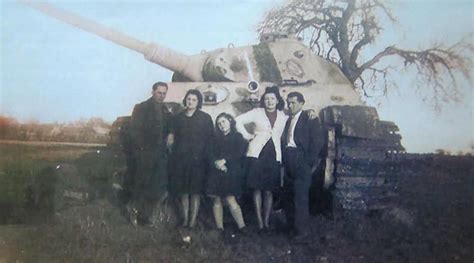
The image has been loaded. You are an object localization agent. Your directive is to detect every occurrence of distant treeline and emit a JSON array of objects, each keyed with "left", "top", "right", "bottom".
[{"left": 0, "top": 116, "right": 111, "bottom": 143}]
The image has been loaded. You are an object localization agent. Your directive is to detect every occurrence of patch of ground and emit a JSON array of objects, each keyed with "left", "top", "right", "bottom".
[{"left": 0, "top": 150, "right": 473, "bottom": 262}]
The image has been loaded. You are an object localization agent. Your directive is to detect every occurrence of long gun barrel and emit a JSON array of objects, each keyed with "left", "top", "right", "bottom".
[{"left": 20, "top": 0, "right": 205, "bottom": 81}]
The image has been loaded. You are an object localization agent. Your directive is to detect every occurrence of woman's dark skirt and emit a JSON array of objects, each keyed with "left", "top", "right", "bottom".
[{"left": 246, "top": 140, "right": 280, "bottom": 191}]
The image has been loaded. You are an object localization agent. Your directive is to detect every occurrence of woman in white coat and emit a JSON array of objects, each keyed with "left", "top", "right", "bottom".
[{"left": 235, "top": 86, "right": 287, "bottom": 231}]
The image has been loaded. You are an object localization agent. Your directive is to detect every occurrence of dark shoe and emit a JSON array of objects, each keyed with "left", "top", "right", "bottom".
[
  {"left": 257, "top": 227, "right": 267, "bottom": 235},
  {"left": 265, "top": 225, "right": 277, "bottom": 234},
  {"left": 257, "top": 224, "right": 275, "bottom": 235},
  {"left": 237, "top": 226, "right": 251, "bottom": 236}
]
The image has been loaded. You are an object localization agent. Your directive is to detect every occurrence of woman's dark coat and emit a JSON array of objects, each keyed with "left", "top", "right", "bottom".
[{"left": 168, "top": 110, "right": 214, "bottom": 195}]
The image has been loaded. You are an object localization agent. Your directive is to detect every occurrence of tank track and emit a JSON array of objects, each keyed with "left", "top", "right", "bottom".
[{"left": 321, "top": 106, "right": 405, "bottom": 211}]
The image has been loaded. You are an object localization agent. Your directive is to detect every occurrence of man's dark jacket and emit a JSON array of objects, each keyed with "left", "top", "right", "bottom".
[
  {"left": 130, "top": 97, "right": 170, "bottom": 150},
  {"left": 128, "top": 97, "right": 170, "bottom": 204},
  {"left": 282, "top": 111, "right": 325, "bottom": 169}
]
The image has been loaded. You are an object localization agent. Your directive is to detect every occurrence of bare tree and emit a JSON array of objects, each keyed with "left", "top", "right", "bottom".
[{"left": 258, "top": 0, "right": 472, "bottom": 109}]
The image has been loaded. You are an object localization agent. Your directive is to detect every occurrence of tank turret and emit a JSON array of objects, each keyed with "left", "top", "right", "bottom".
[{"left": 22, "top": 1, "right": 405, "bottom": 212}]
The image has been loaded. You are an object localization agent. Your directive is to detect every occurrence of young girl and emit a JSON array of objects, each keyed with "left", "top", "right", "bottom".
[{"left": 207, "top": 113, "right": 248, "bottom": 232}]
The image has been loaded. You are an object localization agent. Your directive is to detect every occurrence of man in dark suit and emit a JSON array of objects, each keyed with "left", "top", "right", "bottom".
[
  {"left": 127, "top": 81, "right": 172, "bottom": 226},
  {"left": 282, "top": 91, "right": 325, "bottom": 242}
]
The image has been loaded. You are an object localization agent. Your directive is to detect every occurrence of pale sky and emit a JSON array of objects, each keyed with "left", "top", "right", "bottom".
[{"left": 1, "top": 0, "right": 473, "bottom": 153}]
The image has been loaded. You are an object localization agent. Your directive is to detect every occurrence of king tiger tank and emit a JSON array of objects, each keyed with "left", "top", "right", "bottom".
[{"left": 23, "top": 2, "right": 405, "bottom": 212}]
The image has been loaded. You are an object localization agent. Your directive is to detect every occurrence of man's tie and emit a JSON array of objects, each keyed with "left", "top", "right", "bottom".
[{"left": 287, "top": 115, "right": 297, "bottom": 146}]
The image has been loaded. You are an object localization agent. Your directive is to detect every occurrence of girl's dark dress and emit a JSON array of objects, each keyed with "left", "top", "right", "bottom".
[
  {"left": 207, "top": 132, "right": 248, "bottom": 197},
  {"left": 169, "top": 110, "right": 214, "bottom": 195}
]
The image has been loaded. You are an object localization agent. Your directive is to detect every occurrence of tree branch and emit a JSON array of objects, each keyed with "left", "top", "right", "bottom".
[{"left": 258, "top": 0, "right": 472, "bottom": 109}]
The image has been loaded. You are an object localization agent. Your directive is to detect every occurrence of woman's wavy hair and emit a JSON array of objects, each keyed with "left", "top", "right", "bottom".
[
  {"left": 182, "top": 89, "right": 203, "bottom": 109},
  {"left": 259, "top": 86, "right": 285, "bottom": 111},
  {"left": 215, "top": 112, "right": 237, "bottom": 136}
]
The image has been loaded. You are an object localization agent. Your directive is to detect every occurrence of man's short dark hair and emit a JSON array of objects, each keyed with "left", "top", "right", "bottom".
[
  {"left": 183, "top": 89, "right": 203, "bottom": 109},
  {"left": 287, "top": 91, "right": 305, "bottom": 104},
  {"left": 152, "top": 82, "right": 168, "bottom": 91}
]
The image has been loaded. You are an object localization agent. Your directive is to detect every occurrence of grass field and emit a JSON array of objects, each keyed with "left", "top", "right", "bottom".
[
  {"left": 1, "top": 143, "right": 472, "bottom": 262},
  {"left": 0, "top": 143, "right": 100, "bottom": 224}
]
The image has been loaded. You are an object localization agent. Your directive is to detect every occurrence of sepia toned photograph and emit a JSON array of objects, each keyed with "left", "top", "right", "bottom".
[{"left": 1, "top": 0, "right": 473, "bottom": 262}]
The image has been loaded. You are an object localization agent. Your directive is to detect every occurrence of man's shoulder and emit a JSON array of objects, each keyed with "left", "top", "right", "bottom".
[
  {"left": 301, "top": 110, "right": 318, "bottom": 121},
  {"left": 300, "top": 111, "right": 321, "bottom": 127},
  {"left": 134, "top": 98, "right": 153, "bottom": 109}
]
